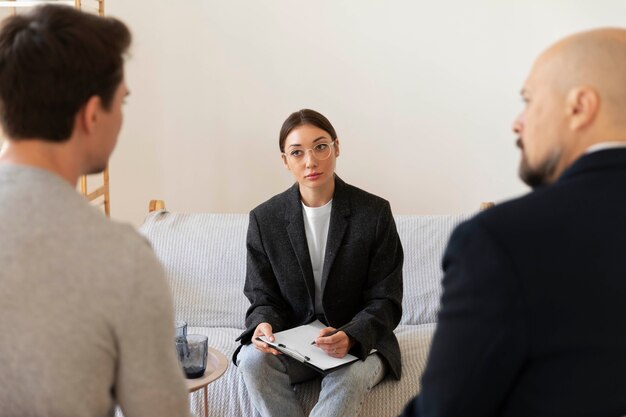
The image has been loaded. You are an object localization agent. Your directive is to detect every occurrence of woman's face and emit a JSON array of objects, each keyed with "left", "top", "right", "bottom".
[{"left": 282, "top": 123, "right": 340, "bottom": 192}]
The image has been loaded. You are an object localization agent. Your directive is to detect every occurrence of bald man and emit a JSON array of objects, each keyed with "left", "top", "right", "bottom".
[{"left": 400, "top": 28, "right": 626, "bottom": 417}]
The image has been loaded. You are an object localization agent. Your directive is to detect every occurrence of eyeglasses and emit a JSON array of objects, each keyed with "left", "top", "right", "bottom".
[{"left": 283, "top": 141, "right": 335, "bottom": 162}]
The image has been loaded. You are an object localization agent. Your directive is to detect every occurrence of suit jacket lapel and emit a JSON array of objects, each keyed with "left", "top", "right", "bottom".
[
  {"left": 321, "top": 176, "right": 351, "bottom": 290},
  {"left": 284, "top": 183, "right": 316, "bottom": 303}
]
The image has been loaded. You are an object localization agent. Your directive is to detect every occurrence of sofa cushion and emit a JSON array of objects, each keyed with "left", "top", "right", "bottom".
[
  {"left": 140, "top": 212, "right": 250, "bottom": 328},
  {"left": 394, "top": 214, "right": 471, "bottom": 325}
]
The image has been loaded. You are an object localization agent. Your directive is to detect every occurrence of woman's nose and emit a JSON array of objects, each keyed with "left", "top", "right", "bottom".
[{"left": 304, "top": 150, "right": 318, "bottom": 168}]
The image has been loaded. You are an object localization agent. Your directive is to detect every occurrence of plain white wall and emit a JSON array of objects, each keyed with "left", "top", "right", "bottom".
[{"left": 98, "top": 1, "right": 625, "bottom": 225}]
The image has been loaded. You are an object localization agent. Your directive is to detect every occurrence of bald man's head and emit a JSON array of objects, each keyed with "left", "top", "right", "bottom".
[
  {"left": 513, "top": 28, "right": 626, "bottom": 188},
  {"left": 541, "top": 28, "right": 626, "bottom": 123}
]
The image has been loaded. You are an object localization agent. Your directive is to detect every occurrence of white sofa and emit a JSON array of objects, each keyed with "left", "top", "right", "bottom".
[{"left": 139, "top": 210, "right": 472, "bottom": 417}]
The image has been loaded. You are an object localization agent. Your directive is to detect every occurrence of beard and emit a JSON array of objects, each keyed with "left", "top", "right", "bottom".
[{"left": 517, "top": 139, "right": 561, "bottom": 189}]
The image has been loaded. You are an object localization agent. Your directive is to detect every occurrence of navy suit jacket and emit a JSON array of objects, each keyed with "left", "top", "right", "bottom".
[
  {"left": 401, "top": 149, "right": 626, "bottom": 417},
  {"left": 234, "top": 176, "right": 404, "bottom": 379}
]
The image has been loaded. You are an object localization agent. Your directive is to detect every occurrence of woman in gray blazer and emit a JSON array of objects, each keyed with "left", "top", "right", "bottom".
[{"left": 234, "top": 109, "right": 404, "bottom": 417}]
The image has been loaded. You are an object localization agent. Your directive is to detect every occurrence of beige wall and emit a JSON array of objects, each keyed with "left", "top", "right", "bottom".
[{"left": 96, "top": 1, "right": 626, "bottom": 225}]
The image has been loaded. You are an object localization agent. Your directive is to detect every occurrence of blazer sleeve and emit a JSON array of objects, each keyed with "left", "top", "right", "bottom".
[
  {"left": 399, "top": 219, "right": 528, "bottom": 417},
  {"left": 236, "top": 211, "right": 290, "bottom": 344},
  {"left": 342, "top": 201, "right": 404, "bottom": 358}
]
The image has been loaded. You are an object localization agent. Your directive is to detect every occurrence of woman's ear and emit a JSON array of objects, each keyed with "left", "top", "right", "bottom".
[
  {"left": 334, "top": 138, "right": 340, "bottom": 158},
  {"left": 281, "top": 153, "right": 290, "bottom": 171}
]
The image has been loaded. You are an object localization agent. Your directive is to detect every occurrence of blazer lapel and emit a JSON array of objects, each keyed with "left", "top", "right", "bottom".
[
  {"left": 321, "top": 176, "right": 351, "bottom": 290},
  {"left": 284, "top": 183, "right": 316, "bottom": 303}
]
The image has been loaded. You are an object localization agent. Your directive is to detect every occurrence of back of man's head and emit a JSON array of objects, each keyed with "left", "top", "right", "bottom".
[
  {"left": 0, "top": 5, "right": 131, "bottom": 142},
  {"left": 543, "top": 28, "right": 626, "bottom": 130}
]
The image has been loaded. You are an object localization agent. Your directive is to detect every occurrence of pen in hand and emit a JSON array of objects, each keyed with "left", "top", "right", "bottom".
[{"left": 311, "top": 324, "right": 349, "bottom": 345}]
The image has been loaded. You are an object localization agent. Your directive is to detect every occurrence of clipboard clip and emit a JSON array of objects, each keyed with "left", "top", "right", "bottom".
[{"left": 277, "top": 343, "right": 311, "bottom": 363}]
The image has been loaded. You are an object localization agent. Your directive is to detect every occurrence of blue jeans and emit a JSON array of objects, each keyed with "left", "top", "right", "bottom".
[{"left": 237, "top": 344, "right": 385, "bottom": 417}]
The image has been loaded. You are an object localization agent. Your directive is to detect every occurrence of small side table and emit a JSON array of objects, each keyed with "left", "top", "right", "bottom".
[{"left": 186, "top": 347, "right": 228, "bottom": 417}]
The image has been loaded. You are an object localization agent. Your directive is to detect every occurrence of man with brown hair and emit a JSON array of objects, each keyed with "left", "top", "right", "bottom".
[
  {"left": 0, "top": 6, "right": 190, "bottom": 416},
  {"left": 401, "top": 28, "right": 626, "bottom": 417}
]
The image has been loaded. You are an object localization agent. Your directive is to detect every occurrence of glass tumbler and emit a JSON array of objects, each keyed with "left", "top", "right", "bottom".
[
  {"left": 176, "top": 334, "right": 208, "bottom": 379},
  {"left": 174, "top": 320, "right": 187, "bottom": 341}
]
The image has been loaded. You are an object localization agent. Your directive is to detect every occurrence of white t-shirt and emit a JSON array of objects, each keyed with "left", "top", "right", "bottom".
[{"left": 302, "top": 199, "right": 333, "bottom": 314}]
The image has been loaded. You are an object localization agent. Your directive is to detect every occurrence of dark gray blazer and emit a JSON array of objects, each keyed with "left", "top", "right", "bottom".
[{"left": 234, "top": 176, "right": 404, "bottom": 379}]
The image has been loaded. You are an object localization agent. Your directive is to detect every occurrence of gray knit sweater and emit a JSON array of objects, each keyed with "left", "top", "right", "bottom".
[{"left": 0, "top": 164, "right": 190, "bottom": 417}]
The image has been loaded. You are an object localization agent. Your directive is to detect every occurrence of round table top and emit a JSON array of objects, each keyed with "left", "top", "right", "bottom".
[{"left": 186, "top": 346, "right": 229, "bottom": 392}]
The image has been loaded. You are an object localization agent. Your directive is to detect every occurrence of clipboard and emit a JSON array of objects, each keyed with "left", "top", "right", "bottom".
[{"left": 256, "top": 320, "right": 375, "bottom": 376}]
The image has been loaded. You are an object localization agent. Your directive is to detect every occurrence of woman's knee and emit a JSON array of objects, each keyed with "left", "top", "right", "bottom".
[
  {"left": 237, "top": 345, "right": 283, "bottom": 377},
  {"left": 332, "top": 355, "right": 385, "bottom": 388}
]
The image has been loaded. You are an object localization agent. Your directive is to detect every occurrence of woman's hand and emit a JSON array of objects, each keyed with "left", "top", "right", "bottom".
[
  {"left": 314, "top": 327, "right": 354, "bottom": 358},
  {"left": 252, "top": 322, "right": 282, "bottom": 355}
]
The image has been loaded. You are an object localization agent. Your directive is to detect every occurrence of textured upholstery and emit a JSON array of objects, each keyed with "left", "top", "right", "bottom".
[
  {"left": 140, "top": 213, "right": 249, "bottom": 328},
  {"left": 139, "top": 211, "right": 472, "bottom": 417},
  {"left": 395, "top": 215, "right": 471, "bottom": 325}
]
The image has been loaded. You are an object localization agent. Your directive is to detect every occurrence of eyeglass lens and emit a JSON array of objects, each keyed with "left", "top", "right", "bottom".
[{"left": 287, "top": 142, "right": 333, "bottom": 161}]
